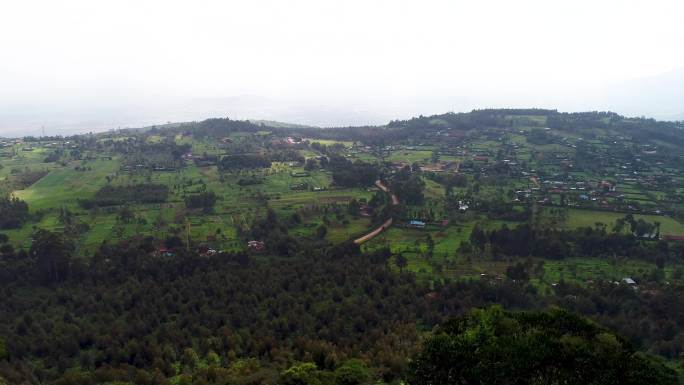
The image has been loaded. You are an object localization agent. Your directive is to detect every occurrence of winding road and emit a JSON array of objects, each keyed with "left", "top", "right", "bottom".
[{"left": 353, "top": 180, "right": 399, "bottom": 245}]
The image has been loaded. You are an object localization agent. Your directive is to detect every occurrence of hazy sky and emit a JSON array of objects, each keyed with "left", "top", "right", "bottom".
[{"left": 1, "top": 0, "right": 683, "bottom": 135}]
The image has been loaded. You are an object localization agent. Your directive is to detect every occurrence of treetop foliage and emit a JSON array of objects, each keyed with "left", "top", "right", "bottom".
[
  {"left": 410, "top": 306, "right": 680, "bottom": 385},
  {"left": 80, "top": 183, "right": 169, "bottom": 208},
  {"left": 0, "top": 196, "right": 29, "bottom": 229}
]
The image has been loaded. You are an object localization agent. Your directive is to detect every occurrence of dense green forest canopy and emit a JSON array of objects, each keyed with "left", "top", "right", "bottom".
[
  {"left": 410, "top": 306, "right": 680, "bottom": 385},
  {"left": 2, "top": 228, "right": 684, "bottom": 384},
  {"left": 0, "top": 232, "right": 677, "bottom": 384},
  {"left": 0, "top": 230, "right": 681, "bottom": 384}
]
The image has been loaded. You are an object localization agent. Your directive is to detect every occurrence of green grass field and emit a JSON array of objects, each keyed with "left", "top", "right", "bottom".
[
  {"left": 388, "top": 150, "right": 433, "bottom": 164},
  {"left": 562, "top": 208, "right": 684, "bottom": 235},
  {"left": 15, "top": 158, "right": 119, "bottom": 211}
]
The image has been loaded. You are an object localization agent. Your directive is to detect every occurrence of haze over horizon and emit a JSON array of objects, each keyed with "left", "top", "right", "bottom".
[{"left": 1, "top": 0, "right": 683, "bottom": 136}]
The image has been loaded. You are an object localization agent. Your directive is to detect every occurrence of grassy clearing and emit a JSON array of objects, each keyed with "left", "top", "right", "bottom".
[
  {"left": 563, "top": 208, "right": 684, "bottom": 235},
  {"left": 541, "top": 257, "right": 667, "bottom": 283},
  {"left": 388, "top": 150, "right": 433, "bottom": 164},
  {"left": 363, "top": 224, "right": 473, "bottom": 279},
  {"left": 423, "top": 178, "right": 445, "bottom": 199},
  {"left": 15, "top": 158, "right": 119, "bottom": 211}
]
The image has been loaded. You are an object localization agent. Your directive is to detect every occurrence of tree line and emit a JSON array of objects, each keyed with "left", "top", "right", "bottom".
[
  {"left": 467, "top": 223, "right": 677, "bottom": 263},
  {"left": 326, "top": 156, "right": 379, "bottom": 188},
  {"left": 79, "top": 184, "right": 169, "bottom": 208}
]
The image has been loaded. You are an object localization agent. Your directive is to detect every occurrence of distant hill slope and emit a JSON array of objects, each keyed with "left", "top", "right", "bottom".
[
  {"left": 116, "top": 108, "right": 684, "bottom": 149},
  {"left": 385, "top": 108, "right": 684, "bottom": 146},
  {"left": 248, "top": 119, "right": 318, "bottom": 129}
]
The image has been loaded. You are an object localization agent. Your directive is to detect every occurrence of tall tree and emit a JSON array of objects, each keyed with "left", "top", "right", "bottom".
[{"left": 30, "top": 229, "right": 73, "bottom": 284}]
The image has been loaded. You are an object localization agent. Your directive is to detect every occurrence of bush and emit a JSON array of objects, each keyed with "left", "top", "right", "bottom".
[
  {"left": 185, "top": 191, "right": 217, "bottom": 209},
  {"left": 0, "top": 197, "right": 29, "bottom": 229}
]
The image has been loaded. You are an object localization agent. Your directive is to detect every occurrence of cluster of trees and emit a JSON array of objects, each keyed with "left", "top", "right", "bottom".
[
  {"left": 410, "top": 306, "right": 679, "bottom": 385},
  {"left": 42, "top": 150, "right": 62, "bottom": 163},
  {"left": 120, "top": 142, "right": 191, "bottom": 170},
  {"left": 245, "top": 209, "right": 302, "bottom": 256},
  {"left": 8, "top": 170, "right": 48, "bottom": 190},
  {"left": 185, "top": 191, "right": 218, "bottom": 209},
  {"left": 389, "top": 110, "right": 502, "bottom": 131},
  {"left": 294, "top": 126, "right": 405, "bottom": 147},
  {"left": 391, "top": 166, "right": 425, "bottom": 206},
  {"left": 173, "top": 118, "right": 395, "bottom": 148},
  {"left": 425, "top": 172, "right": 467, "bottom": 193},
  {"left": 188, "top": 118, "right": 263, "bottom": 139},
  {"left": 218, "top": 154, "right": 271, "bottom": 171},
  {"left": 547, "top": 111, "right": 621, "bottom": 131},
  {"left": 56, "top": 207, "right": 91, "bottom": 237},
  {"left": 309, "top": 141, "right": 347, "bottom": 155},
  {"left": 468, "top": 223, "right": 675, "bottom": 262},
  {"left": 267, "top": 149, "right": 305, "bottom": 164},
  {"left": 237, "top": 176, "right": 264, "bottom": 186},
  {"left": 615, "top": 214, "right": 660, "bottom": 237},
  {"left": 474, "top": 199, "right": 531, "bottom": 221},
  {"left": 0, "top": 196, "right": 29, "bottom": 229},
  {"left": 79, "top": 184, "right": 169, "bottom": 208},
  {"left": 527, "top": 127, "right": 555, "bottom": 144},
  {"left": 0, "top": 229, "right": 76, "bottom": 285},
  {"left": 326, "top": 156, "right": 379, "bottom": 188},
  {"left": 29, "top": 229, "right": 74, "bottom": 284}
]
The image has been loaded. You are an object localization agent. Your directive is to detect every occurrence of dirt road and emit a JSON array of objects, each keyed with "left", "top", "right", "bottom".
[{"left": 353, "top": 180, "right": 398, "bottom": 245}]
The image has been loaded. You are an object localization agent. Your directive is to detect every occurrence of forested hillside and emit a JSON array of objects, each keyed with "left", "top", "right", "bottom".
[{"left": 2, "top": 109, "right": 684, "bottom": 384}]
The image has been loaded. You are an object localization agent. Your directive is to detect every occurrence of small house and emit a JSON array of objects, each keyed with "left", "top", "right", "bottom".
[
  {"left": 409, "top": 220, "right": 426, "bottom": 228},
  {"left": 662, "top": 235, "right": 684, "bottom": 242},
  {"left": 157, "top": 247, "right": 175, "bottom": 257},
  {"left": 248, "top": 240, "right": 266, "bottom": 252}
]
